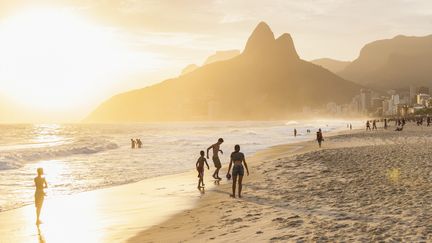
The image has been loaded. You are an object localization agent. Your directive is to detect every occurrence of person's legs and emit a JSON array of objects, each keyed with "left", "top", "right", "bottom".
[
  {"left": 231, "top": 175, "right": 237, "bottom": 198},
  {"left": 238, "top": 176, "right": 243, "bottom": 198}
]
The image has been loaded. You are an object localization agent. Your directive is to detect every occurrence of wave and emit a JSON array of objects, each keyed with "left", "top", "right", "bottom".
[
  {"left": 285, "top": 121, "right": 299, "bottom": 126},
  {"left": 0, "top": 139, "right": 118, "bottom": 170}
]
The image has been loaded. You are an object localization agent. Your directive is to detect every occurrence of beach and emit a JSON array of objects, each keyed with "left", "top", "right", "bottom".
[
  {"left": 2, "top": 122, "right": 432, "bottom": 242},
  {"left": 130, "top": 123, "right": 432, "bottom": 242}
]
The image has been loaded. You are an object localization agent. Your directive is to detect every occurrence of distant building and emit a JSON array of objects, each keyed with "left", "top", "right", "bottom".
[
  {"left": 417, "top": 93, "right": 431, "bottom": 107},
  {"left": 360, "top": 89, "right": 372, "bottom": 113},
  {"left": 410, "top": 85, "right": 417, "bottom": 105},
  {"left": 418, "top": 86, "right": 430, "bottom": 95}
]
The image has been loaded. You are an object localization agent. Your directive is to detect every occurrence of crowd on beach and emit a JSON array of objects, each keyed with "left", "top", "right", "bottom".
[{"left": 365, "top": 116, "right": 432, "bottom": 132}]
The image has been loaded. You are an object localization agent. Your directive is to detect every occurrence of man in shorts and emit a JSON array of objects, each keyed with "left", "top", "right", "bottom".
[{"left": 207, "top": 138, "right": 224, "bottom": 179}]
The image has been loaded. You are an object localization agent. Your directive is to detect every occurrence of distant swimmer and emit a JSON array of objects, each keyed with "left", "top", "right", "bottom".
[
  {"left": 196, "top": 151, "right": 209, "bottom": 189},
  {"left": 34, "top": 168, "right": 48, "bottom": 225},
  {"left": 294, "top": 128, "right": 297, "bottom": 137},
  {"left": 131, "top": 139, "right": 136, "bottom": 149},
  {"left": 207, "top": 138, "right": 224, "bottom": 180},
  {"left": 316, "top": 129, "right": 324, "bottom": 148},
  {"left": 136, "top": 139, "right": 143, "bottom": 148},
  {"left": 226, "top": 145, "right": 249, "bottom": 198}
]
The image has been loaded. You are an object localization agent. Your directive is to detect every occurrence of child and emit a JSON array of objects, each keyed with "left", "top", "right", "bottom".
[{"left": 196, "top": 151, "right": 209, "bottom": 189}]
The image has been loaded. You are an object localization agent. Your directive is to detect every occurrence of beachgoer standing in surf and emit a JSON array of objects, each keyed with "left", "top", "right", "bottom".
[
  {"left": 226, "top": 145, "right": 249, "bottom": 198},
  {"left": 34, "top": 168, "right": 48, "bottom": 225},
  {"left": 207, "top": 138, "right": 224, "bottom": 180}
]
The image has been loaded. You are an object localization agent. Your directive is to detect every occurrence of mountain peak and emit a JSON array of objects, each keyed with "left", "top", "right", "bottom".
[
  {"left": 243, "top": 22, "right": 275, "bottom": 55},
  {"left": 275, "top": 33, "right": 299, "bottom": 59}
]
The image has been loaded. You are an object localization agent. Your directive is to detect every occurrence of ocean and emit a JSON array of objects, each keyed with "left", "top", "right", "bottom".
[{"left": 0, "top": 120, "right": 360, "bottom": 212}]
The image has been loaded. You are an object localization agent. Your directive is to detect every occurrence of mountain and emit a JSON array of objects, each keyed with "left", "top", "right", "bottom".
[
  {"left": 180, "top": 50, "right": 240, "bottom": 76},
  {"left": 181, "top": 64, "right": 199, "bottom": 75},
  {"left": 203, "top": 50, "right": 240, "bottom": 65},
  {"left": 311, "top": 58, "right": 351, "bottom": 73},
  {"left": 339, "top": 35, "right": 432, "bottom": 89},
  {"left": 86, "top": 22, "right": 362, "bottom": 122}
]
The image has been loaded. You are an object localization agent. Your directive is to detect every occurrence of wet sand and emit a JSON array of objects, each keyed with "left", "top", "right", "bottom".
[{"left": 129, "top": 124, "right": 432, "bottom": 242}]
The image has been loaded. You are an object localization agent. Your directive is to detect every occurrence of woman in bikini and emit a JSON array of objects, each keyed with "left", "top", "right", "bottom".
[{"left": 226, "top": 144, "right": 249, "bottom": 198}]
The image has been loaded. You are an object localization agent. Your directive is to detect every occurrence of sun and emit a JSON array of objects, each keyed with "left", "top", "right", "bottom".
[{"left": 0, "top": 8, "right": 145, "bottom": 113}]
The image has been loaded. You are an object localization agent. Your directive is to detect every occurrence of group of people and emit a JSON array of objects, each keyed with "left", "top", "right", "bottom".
[
  {"left": 131, "top": 138, "right": 143, "bottom": 149},
  {"left": 195, "top": 138, "right": 250, "bottom": 198}
]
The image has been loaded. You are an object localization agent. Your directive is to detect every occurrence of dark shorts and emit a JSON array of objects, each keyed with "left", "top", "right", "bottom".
[
  {"left": 212, "top": 156, "right": 221, "bottom": 168},
  {"left": 232, "top": 164, "right": 244, "bottom": 177},
  {"left": 35, "top": 192, "right": 45, "bottom": 208}
]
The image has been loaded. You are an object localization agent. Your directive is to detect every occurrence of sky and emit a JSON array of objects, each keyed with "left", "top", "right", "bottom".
[{"left": 0, "top": 0, "right": 431, "bottom": 122}]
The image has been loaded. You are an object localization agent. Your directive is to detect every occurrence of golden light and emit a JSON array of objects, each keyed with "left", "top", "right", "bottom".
[{"left": 0, "top": 8, "right": 154, "bottom": 114}]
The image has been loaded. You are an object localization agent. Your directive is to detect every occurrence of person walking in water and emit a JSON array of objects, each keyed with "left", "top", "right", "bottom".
[
  {"left": 207, "top": 138, "right": 224, "bottom": 180},
  {"left": 196, "top": 151, "right": 209, "bottom": 189},
  {"left": 226, "top": 145, "right": 249, "bottom": 198},
  {"left": 316, "top": 129, "right": 324, "bottom": 148},
  {"left": 294, "top": 128, "right": 297, "bottom": 137},
  {"left": 34, "top": 168, "right": 48, "bottom": 225},
  {"left": 131, "top": 139, "right": 136, "bottom": 149}
]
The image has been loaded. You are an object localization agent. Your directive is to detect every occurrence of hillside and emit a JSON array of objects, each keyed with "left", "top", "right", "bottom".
[
  {"left": 311, "top": 58, "right": 351, "bottom": 73},
  {"left": 86, "top": 22, "right": 362, "bottom": 122},
  {"left": 339, "top": 35, "right": 432, "bottom": 89}
]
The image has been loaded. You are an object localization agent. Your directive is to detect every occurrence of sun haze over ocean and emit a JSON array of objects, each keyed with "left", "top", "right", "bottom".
[{"left": 1, "top": 0, "right": 432, "bottom": 122}]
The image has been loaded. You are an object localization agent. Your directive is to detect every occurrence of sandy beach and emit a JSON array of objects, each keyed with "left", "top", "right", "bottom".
[
  {"left": 2, "top": 123, "right": 432, "bottom": 242},
  {"left": 130, "top": 124, "right": 432, "bottom": 242}
]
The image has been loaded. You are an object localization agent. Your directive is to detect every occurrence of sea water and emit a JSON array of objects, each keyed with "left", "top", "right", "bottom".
[{"left": 0, "top": 120, "right": 361, "bottom": 212}]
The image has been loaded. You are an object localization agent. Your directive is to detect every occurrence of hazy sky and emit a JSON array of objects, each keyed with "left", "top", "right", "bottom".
[{"left": 0, "top": 0, "right": 431, "bottom": 122}]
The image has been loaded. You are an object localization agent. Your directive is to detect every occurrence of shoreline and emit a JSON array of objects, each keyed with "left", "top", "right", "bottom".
[
  {"left": 128, "top": 128, "right": 358, "bottom": 242},
  {"left": 0, "top": 126, "right": 356, "bottom": 242}
]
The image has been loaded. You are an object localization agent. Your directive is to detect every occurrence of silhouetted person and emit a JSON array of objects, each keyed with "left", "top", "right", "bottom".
[
  {"left": 366, "top": 121, "right": 371, "bottom": 131},
  {"left": 350, "top": 124, "right": 352, "bottom": 130},
  {"left": 136, "top": 139, "right": 142, "bottom": 148},
  {"left": 372, "top": 120, "right": 377, "bottom": 130},
  {"left": 427, "top": 117, "right": 431, "bottom": 126},
  {"left": 226, "top": 144, "right": 249, "bottom": 198},
  {"left": 34, "top": 168, "right": 47, "bottom": 225},
  {"left": 316, "top": 129, "right": 324, "bottom": 148},
  {"left": 294, "top": 128, "right": 297, "bottom": 137},
  {"left": 131, "top": 139, "right": 136, "bottom": 149},
  {"left": 384, "top": 119, "right": 388, "bottom": 129},
  {"left": 207, "top": 138, "right": 224, "bottom": 180},
  {"left": 196, "top": 150, "right": 209, "bottom": 189}
]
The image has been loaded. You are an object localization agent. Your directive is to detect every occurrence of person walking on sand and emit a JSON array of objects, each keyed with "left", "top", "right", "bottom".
[
  {"left": 294, "top": 128, "right": 297, "bottom": 137},
  {"left": 350, "top": 124, "right": 352, "bottom": 130},
  {"left": 372, "top": 120, "right": 377, "bottom": 130},
  {"left": 226, "top": 145, "right": 249, "bottom": 198},
  {"left": 196, "top": 151, "right": 209, "bottom": 189},
  {"left": 34, "top": 168, "right": 48, "bottom": 225},
  {"left": 366, "top": 121, "right": 371, "bottom": 131},
  {"left": 207, "top": 138, "right": 224, "bottom": 180},
  {"left": 384, "top": 119, "right": 388, "bottom": 129},
  {"left": 316, "top": 129, "right": 324, "bottom": 148}
]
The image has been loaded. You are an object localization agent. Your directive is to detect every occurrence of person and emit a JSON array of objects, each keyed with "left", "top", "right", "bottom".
[
  {"left": 350, "top": 124, "right": 352, "bottom": 130},
  {"left": 226, "top": 145, "right": 249, "bottom": 198},
  {"left": 372, "top": 120, "right": 377, "bottom": 130},
  {"left": 131, "top": 139, "right": 136, "bottom": 149},
  {"left": 384, "top": 119, "right": 388, "bottom": 129},
  {"left": 294, "top": 128, "right": 297, "bottom": 137},
  {"left": 316, "top": 129, "right": 324, "bottom": 148},
  {"left": 427, "top": 116, "right": 431, "bottom": 126},
  {"left": 136, "top": 139, "right": 142, "bottom": 148},
  {"left": 207, "top": 138, "right": 224, "bottom": 180},
  {"left": 366, "top": 121, "right": 371, "bottom": 131},
  {"left": 34, "top": 168, "right": 48, "bottom": 225},
  {"left": 196, "top": 151, "right": 210, "bottom": 189}
]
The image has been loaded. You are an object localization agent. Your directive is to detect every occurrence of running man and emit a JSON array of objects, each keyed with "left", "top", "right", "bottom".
[
  {"left": 196, "top": 150, "right": 210, "bottom": 189},
  {"left": 34, "top": 168, "right": 48, "bottom": 225},
  {"left": 207, "top": 138, "right": 224, "bottom": 179}
]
